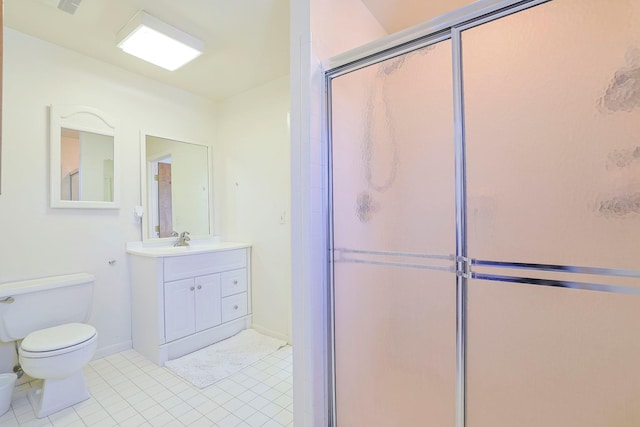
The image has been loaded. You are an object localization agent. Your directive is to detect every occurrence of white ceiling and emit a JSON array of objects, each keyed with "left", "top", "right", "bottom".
[
  {"left": 361, "top": 0, "right": 478, "bottom": 33},
  {"left": 4, "top": 0, "right": 290, "bottom": 101},
  {"left": 4, "top": 0, "right": 479, "bottom": 101}
]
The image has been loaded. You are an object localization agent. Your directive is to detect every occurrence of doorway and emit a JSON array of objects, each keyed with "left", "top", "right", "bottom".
[{"left": 148, "top": 154, "right": 173, "bottom": 238}]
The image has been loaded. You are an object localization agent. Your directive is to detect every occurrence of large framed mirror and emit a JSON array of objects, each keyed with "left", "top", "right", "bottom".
[
  {"left": 50, "top": 105, "right": 120, "bottom": 209},
  {"left": 141, "top": 133, "right": 212, "bottom": 241}
]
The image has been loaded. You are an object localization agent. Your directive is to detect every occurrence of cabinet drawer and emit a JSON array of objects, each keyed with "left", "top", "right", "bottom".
[
  {"left": 221, "top": 293, "right": 248, "bottom": 323},
  {"left": 221, "top": 269, "right": 247, "bottom": 297},
  {"left": 164, "top": 249, "right": 247, "bottom": 282}
]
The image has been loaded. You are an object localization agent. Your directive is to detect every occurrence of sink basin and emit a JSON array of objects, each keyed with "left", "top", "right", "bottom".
[{"left": 126, "top": 241, "right": 250, "bottom": 257}]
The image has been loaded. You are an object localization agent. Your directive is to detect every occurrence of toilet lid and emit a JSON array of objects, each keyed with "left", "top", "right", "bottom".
[{"left": 21, "top": 323, "right": 96, "bottom": 353}]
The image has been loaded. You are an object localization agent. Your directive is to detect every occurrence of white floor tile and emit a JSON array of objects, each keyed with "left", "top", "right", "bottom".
[
  {"left": 177, "top": 407, "right": 206, "bottom": 425},
  {"left": 274, "top": 394, "right": 293, "bottom": 408},
  {"left": 166, "top": 401, "right": 193, "bottom": 418},
  {"left": 147, "top": 411, "right": 177, "bottom": 427},
  {"left": 186, "top": 416, "right": 216, "bottom": 427},
  {"left": 130, "top": 397, "right": 157, "bottom": 412},
  {"left": 19, "top": 418, "right": 54, "bottom": 427},
  {"left": 118, "top": 414, "right": 149, "bottom": 427},
  {"left": 139, "top": 403, "right": 166, "bottom": 420},
  {"left": 273, "top": 408, "right": 294, "bottom": 425},
  {"left": 260, "top": 402, "right": 284, "bottom": 418},
  {"left": 9, "top": 346, "right": 293, "bottom": 427},
  {"left": 217, "top": 412, "right": 244, "bottom": 427},
  {"left": 206, "top": 406, "right": 231, "bottom": 423},
  {"left": 158, "top": 395, "right": 183, "bottom": 411},
  {"left": 110, "top": 406, "right": 140, "bottom": 424},
  {"left": 245, "top": 410, "right": 270, "bottom": 427},
  {"left": 235, "top": 390, "right": 259, "bottom": 404},
  {"left": 221, "top": 397, "right": 244, "bottom": 413},
  {"left": 261, "top": 388, "right": 283, "bottom": 401},
  {"left": 187, "top": 393, "right": 211, "bottom": 410},
  {"left": 193, "top": 399, "right": 219, "bottom": 415},
  {"left": 232, "top": 404, "right": 257, "bottom": 421},
  {"left": 247, "top": 395, "right": 271, "bottom": 411},
  {"left": 48, "top": 407, "right": 80, "bottom": 425},
  {"left": 78, "top": 408, "right": 111, "bottom": 425},
  {"left": 212, "top": 391, "right": 235, "bottom": 406}
]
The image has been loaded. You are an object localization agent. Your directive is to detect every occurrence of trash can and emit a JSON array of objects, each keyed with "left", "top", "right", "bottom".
[{"left": 0, "top": 373, "right": 17, "bottom": 416}]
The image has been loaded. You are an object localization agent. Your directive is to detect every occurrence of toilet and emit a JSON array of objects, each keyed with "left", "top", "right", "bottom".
[{"left": 0, "top": 273, "right": 98, "bottom": 418}]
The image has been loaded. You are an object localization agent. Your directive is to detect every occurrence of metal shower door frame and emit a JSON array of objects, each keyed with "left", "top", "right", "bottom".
[
  {"left": 326, "top": 28, "right": 456, "bottom": 426},
  {"left": 324, "top": 0, "right": 640, "bottom": 425}
]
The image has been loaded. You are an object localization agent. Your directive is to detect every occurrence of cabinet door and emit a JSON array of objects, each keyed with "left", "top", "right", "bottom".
[
  {"left": 195, "top": 274, "right": 222, "bottom": 331},
  {"left": 164, "top": 278, "right": 195, "bottom": 342}
]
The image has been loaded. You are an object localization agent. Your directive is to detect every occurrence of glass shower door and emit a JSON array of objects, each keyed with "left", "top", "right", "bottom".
[
  {"left": 462, "top": 0, "right": 640, "bottom": 425},
  {"left": 329, "top": 39, "right": 457, "bottom": 426}
]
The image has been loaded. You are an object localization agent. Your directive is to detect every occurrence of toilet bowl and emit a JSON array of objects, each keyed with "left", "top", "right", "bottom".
[
  {"left": 0, "top": 273, "right": 98, "bottom": 418},
  {"left": 19, "top": 323, "right": 98, "bottom": 418}
]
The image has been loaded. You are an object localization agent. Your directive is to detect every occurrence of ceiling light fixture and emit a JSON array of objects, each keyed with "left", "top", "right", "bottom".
[{"left": 116, "top": 11, "right": 204, "bottom": 71}]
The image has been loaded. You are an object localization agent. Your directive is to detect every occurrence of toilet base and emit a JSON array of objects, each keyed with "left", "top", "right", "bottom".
[{"left": 28, "top": 370, "right": 90, "bottom": 418}]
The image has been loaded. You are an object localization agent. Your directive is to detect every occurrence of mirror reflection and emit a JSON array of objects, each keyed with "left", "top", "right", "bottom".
[
  {"left": 144, "top": 135, "right": 211, "bottom": 239},
  {"left": 50, "top": 104, "right": 120, "bottom": 209},
  {"left": 60, "top": 128, "right": 114, "bottom": 202}
]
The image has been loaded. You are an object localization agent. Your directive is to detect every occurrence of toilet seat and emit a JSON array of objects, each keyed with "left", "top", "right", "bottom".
[{"left": 20, "top": 323, "right": 97, "bottom": 358}]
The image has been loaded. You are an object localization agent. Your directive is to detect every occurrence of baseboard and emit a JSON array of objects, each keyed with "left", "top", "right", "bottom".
[
  {"left": 93, "top": 340, "right": 132, "bottom": 360},
  {"left": 251, "top": 324, "right": 290, "bottom": 344},
  {"left": 164, "top": 317, "right": 252, "bottom": 363}
]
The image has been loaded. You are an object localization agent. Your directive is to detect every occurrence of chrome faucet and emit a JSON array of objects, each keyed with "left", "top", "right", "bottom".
[{"left": 174, "top": 231, "right": 191, "bottom": 247}]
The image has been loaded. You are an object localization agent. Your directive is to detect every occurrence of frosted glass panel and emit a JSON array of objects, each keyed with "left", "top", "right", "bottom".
[
  {"left": 463, "top": 0, "right": 640, "bottom": 270},
  {"left": 331, "top": 41, "right": 455, "bottom": 255},
  {"left": 334, "top": 265, "right": 456, "bottom": 426},
  {"left": 467, "top": 279, "right": 640, "bottom": 427},
  {"left": 330, "top": 40, "right": 456, "bottom": 425}
]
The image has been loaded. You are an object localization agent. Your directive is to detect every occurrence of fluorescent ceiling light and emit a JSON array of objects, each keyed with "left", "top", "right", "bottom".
[{"left": 116, "top": 11, "right": 204, "bottom": 71}]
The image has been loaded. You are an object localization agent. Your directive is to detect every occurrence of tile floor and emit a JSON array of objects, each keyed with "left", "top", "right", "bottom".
[{"left": 0, "top": 346, "right": 294, "bottom": 427}]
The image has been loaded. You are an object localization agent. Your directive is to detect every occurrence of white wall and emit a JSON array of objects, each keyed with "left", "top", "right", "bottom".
[
  {"left": 0, "top": 29, "right": 218, "bottom": 370},
  {"left": 216, "top": 76, "right": 292, "bottom": 342},
  {"left": 310, "top": 0, "right": 388, "bottom": 60}
]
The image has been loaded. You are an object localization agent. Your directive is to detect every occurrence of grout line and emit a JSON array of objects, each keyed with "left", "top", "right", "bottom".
[{"left": 8, "top": 345, "right": 293, "bottom": 427}]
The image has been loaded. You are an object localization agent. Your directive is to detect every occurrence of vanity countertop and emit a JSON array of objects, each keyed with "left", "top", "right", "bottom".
[{"left": 126, "top": 240, "right": 251, "bottom": 257}]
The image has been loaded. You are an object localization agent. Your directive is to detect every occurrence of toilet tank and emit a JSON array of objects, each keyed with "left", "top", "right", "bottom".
[{"left": 0, "top": 273, "right": 94, "bottom": 342}]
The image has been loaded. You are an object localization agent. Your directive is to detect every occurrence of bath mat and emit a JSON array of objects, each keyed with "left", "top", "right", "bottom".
[{"left": 164, "top": 329, "right": 287, "bottom": 388}]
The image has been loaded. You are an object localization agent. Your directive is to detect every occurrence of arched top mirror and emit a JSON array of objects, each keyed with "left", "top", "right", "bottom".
[
  {"left": 140, "top": 132, "right": 213, "bottom": 241},
  {"left": 50, "top": 105, "right": 120, "bottom": 209}
]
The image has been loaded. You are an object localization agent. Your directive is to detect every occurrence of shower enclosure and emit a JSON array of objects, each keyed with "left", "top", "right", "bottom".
[{"left": 326, "top": 0, "right": 640, "bottom": 426}]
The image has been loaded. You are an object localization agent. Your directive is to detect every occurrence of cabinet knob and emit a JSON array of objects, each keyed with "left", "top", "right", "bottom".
[
  {"left": 197, "top": 285, "right": 202, "bottom": 289},
  {"left": 190, "top": 286, "right": 195, "bottom": 291},
  {"left": 233, "top": 280, "right": 238, "bottom": 285},
  {"left": 233, "top": 305, "right": 239, "bottom": 310}
]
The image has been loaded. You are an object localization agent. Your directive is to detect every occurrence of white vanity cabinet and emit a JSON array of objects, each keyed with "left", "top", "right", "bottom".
[{"left": 127, "top": 243, "right": 251, "bottom": 366}]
